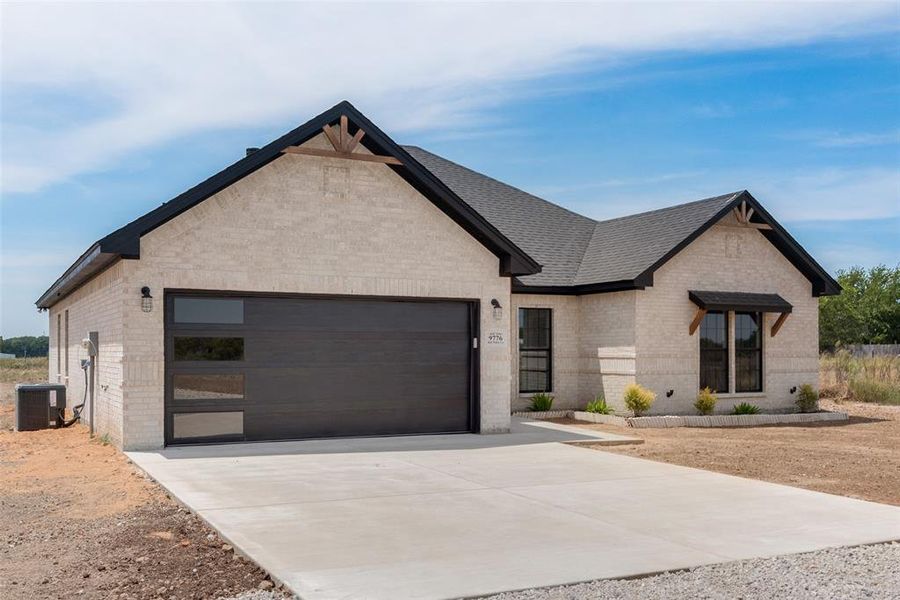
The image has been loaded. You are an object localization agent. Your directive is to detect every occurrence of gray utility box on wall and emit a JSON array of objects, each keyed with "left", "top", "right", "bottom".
[{"left": 15, "top": 384, "right": 67, "bottom": 431}]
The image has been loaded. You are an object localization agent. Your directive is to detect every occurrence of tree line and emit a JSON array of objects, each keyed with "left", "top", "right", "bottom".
[
  {"left": 819, "top": 264, "right": 899, "bottom": 352},
  {"left": 0, "top": 336, "right": 49, "bottom": 357}
]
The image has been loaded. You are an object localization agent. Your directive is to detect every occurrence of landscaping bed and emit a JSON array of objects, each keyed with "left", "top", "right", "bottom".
[
  {"left": 0, "top": 360, "right": 287, "bottom": 600},
  {"left": 552, "top": 399, "right": 900, "bottom": 506}
]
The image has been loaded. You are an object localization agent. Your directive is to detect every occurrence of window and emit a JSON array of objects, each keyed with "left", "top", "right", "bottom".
[
  {"left": 64, "top": 310, "right": 69, "bottom": 379},
  {"left": 174, "top": 337, "right": 244, "bottom": 361},
  {"left": 518, "top": 308, "right": 552, "bottom": 393},
  {"left": 699, "top": 311, "right": 728, "bottom": 393},
  {"left": 174, "top": 297, "right": 244, "bottom": 324},
  {"left": 173, "top": 411, "right": 243, "bottom": 440},
  {"left": 56, "top": 314, "right": 62, "bottom": 376},
  {"left": 174, "top": 374, "right": 244, "bottom": 400},
  {"left": 735, "top": 312, "right": 763, "bottom": 392}
]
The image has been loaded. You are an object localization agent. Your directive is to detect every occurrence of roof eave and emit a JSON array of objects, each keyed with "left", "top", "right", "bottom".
[
  {"left": 36, "top": 101, "right": 542, "bottom": 308},
  {"left": 35, "top": 244, "right": 121, "bottom": 309}
]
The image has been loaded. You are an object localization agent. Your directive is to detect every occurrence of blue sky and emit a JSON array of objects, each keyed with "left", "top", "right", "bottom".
[{"left": 2, "top": 2, "right": 899, "bottom": 337}]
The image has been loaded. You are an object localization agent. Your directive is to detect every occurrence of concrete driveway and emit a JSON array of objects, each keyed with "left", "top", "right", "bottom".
[{"left": 127, "top": 419, "right": 900, "bottom": 600}]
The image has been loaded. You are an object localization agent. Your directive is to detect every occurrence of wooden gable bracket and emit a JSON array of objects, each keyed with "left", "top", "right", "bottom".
[
  {"left": 771, "top": 312, "right": 790, "bottom": 337},
  {"left": 732, "top": 199, "right": 772, "bottom": 230},
  {"left": 689, "top": 308, "right": 708, "bottom": 335},
  {"left": 282, "top": 115, "right": 403, "bottom": 165}
]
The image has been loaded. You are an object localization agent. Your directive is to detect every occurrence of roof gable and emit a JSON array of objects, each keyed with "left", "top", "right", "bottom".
[{"left": 36, "top": 101, "right": 541, "bottom": 308}]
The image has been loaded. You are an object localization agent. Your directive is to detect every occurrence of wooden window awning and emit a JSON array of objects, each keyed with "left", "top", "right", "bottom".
[{"left": 688, "top": 290, "right": 792, "bottom": 337}]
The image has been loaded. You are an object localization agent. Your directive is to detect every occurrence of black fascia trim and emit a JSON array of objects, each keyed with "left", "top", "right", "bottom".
[
  {"left": 512, "top": 278, "right": 644, "bottom": 296},
  {"left": 632, "top": 190, "right": 841, "bottom": 298},
  {"left": 335, "top": 106, "right": 541, "bottom": 277},
  {"left": 36, "top": 100, "right": 542, "bottom": 308},
  {"left": 740, "top": 192, "right": 841, "bottom": 297},
  {"left": 100, "top": 100, "right": 541, "bottom": 275}
]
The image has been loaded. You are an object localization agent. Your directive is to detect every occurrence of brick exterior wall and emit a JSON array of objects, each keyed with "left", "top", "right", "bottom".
[
  {"left": 116, "top": 132, "right": 511, "bottom": 449},
  {"left": 510, "top": 213, "right": 818, "bottom": 415},
  {"left": 47, "top": 261, "right": 125, "bottom": 446},
  {"left": 45, "top": 134, "right": 821, "bottom": 446},
  {"left": 509, "top": 292, "right": 637, "bottom": 412},
  {"left": 633, "top": 213, "right": 819, "bottom": 414}
]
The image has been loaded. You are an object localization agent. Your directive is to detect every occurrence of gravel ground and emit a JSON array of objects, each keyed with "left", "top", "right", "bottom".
[{"left": 485, "top": 542, "right": 900, "bottom": 600}]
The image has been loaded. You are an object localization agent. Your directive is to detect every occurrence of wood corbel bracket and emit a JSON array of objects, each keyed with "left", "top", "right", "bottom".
[
  {"left": 689, "top": 307, "right": 708, "bottom": 335},
  {"left": 771, "top": 312, "right": 790, "bottom": 337}
]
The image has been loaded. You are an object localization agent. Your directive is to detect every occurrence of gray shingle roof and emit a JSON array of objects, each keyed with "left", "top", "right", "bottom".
[{"left": 403, "top": 145, "right": 741, "bottom": 289}]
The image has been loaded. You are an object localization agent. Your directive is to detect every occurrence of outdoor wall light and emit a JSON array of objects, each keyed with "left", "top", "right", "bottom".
[
  {"left": 789, "top": 386, "right": 797, "bottom": 394},
  {"left": 141, "top": 286, "right": 153, "bottom": 313},
  {"left": 666, "top": 389, "right": 674, "bottom": 398},
  {"left": 490, "top": 299, "right": 503, "bottom": 321}
]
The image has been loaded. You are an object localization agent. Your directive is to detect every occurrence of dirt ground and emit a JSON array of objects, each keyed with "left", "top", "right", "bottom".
[
  {"left": 556, "top": 399, "right": 900, "bottom": 506},
  {"left": 0, "top": 378, "right": 286, "bottom": 600}
]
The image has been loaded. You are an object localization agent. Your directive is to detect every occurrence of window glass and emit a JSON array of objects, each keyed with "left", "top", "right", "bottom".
[
  {"left": 174, "top": 337, "right": 244, "bottom": 361},
  {"left": 518, "top": 308, "right": 552, "bottom": 392},
  {"left": 699, "top": 311, "right": 728, "bottom": 393},
  {"left": 174, "top": 297, "right": 244, "bottom": 324},
  {"left": 735, "top": 312, "right": 763, "bottom": 392},
  {"left": 174, "top": 374, "right": 244, "bottom": 400},
  {"left": 173, "top": 411, "right": 243, "bottom": 440}
]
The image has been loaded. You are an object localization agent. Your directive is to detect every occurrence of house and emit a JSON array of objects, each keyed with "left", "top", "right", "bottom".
[{"left": 36, "top": 101, "right": 840, "bottom": 449}]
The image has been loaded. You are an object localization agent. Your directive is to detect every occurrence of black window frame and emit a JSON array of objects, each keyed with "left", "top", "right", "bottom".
[
  {"left": 734, "top": 311, "right": 763, "bottom": 393},
  {"left": 699, "top": 310, "right": 729, "bottom": 394},
  {"left": 518, "top": 307, "right": 552, "bottom": 394}
]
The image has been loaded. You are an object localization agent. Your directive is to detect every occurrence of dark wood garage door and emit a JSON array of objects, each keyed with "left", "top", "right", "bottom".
[{"left": 164, "top": 292, "right": 477, "bottom": 445}]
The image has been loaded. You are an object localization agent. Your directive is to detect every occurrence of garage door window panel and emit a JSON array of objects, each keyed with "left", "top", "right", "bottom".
[
  {"left": 173, "top": 337, "right": 244, "bottom": 361},
  {"left": 172, "top": 411, "right": 244, "bottom": 441},
  {"left": 173, "top": 297, "right": 244, "bottom": 324}
]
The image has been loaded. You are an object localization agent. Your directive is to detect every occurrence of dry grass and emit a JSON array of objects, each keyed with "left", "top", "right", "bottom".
[
  {"left": 820, "top": 351, "right": 900, "bottom": 405},
  {"left": 0, "top": 357, "right": 50, "bottom": 431},
  {"left": 557, "top": 399, "right": 900, "bottom": 506}
]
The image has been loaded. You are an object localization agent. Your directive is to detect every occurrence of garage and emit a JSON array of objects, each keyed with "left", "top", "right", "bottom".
[{"left": 164, "top": 292, "right": 478, "bottom": 445}]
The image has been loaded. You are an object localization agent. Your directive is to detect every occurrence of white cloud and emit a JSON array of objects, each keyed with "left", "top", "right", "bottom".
[
  {"left": 1, "top": 1, "right": 896, "bottom": 193},
  {"left": 781, "top": 129, "right": 900, "bottom": 147},
  {"left": 556, "top": 166, "right": 900, "bottom": 223}
]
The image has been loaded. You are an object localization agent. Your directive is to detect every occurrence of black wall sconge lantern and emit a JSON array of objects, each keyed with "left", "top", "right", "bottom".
[
  {"left": 789, "top": 386, "right": 797, "bottom": 394},
  {"left": 141, "top": 286, "right": 153, "bottom": 313},
  {"left": 490, "top": 299, "right": 503, "bottom": 321},
  {"left": 666, "top": 389, "right": 674, "bottom": 398}
]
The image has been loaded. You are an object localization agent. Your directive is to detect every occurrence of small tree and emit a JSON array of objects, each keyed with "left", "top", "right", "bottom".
[
  {"left": 795, "top": 384, "right": 819, "bottom": 413},
  {"left": 694, "top": 387, "right": 717, "bottom": 415},
  {"left": 623, "top": 383, "right": 655, "bottom": 417}
]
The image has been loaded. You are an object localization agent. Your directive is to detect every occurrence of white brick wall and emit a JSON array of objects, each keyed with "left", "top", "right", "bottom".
[
  {"left": 510, "top": 213, "right": 819, "bottom": 415},
  {"left": 47, "top": 261, "right": 125, "bottom": 445},
  {"left": 119, "top": 132, "right": 512, "bottom": 449},
  {"left": 509, "top": 291, "right": 637, "bottom": 412},
  {"left": 634, "top": 213, "right": 818, "bottom": 414}
]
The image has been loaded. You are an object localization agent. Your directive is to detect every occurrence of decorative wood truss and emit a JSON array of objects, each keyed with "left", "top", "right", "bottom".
[
  {"left": 282, "top": 115, "right": 403, "bottom": 165},
  {"left": 732, "top": 199, "right": 771, "bottom": 230}
]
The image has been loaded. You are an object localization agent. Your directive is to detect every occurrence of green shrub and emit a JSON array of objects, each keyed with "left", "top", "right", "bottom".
[
  {"left": 848, "top": 378, "right": 900, "bottom": 405},
  {"left": 586, "top": 395, "right": 613, "bottom": 414},
  {"left": 732, "top": 402, "right": 761, "bottom": 415},
  {"left": 795, "top": 384, "right": 819, "bottom": 413},
  {"left": 694, "top": 387, "right": 717, "bottom": 415},
  {"left": 623, "top": 383, "right": 655, "bottom": 417},
  {"left": 529, "top": 392, "right": 554, "bottom": 412}
]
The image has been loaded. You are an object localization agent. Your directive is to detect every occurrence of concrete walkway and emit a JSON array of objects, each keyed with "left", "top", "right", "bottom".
[{"left": 127, "top": 419, "right": 900, "bottom": 600}]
